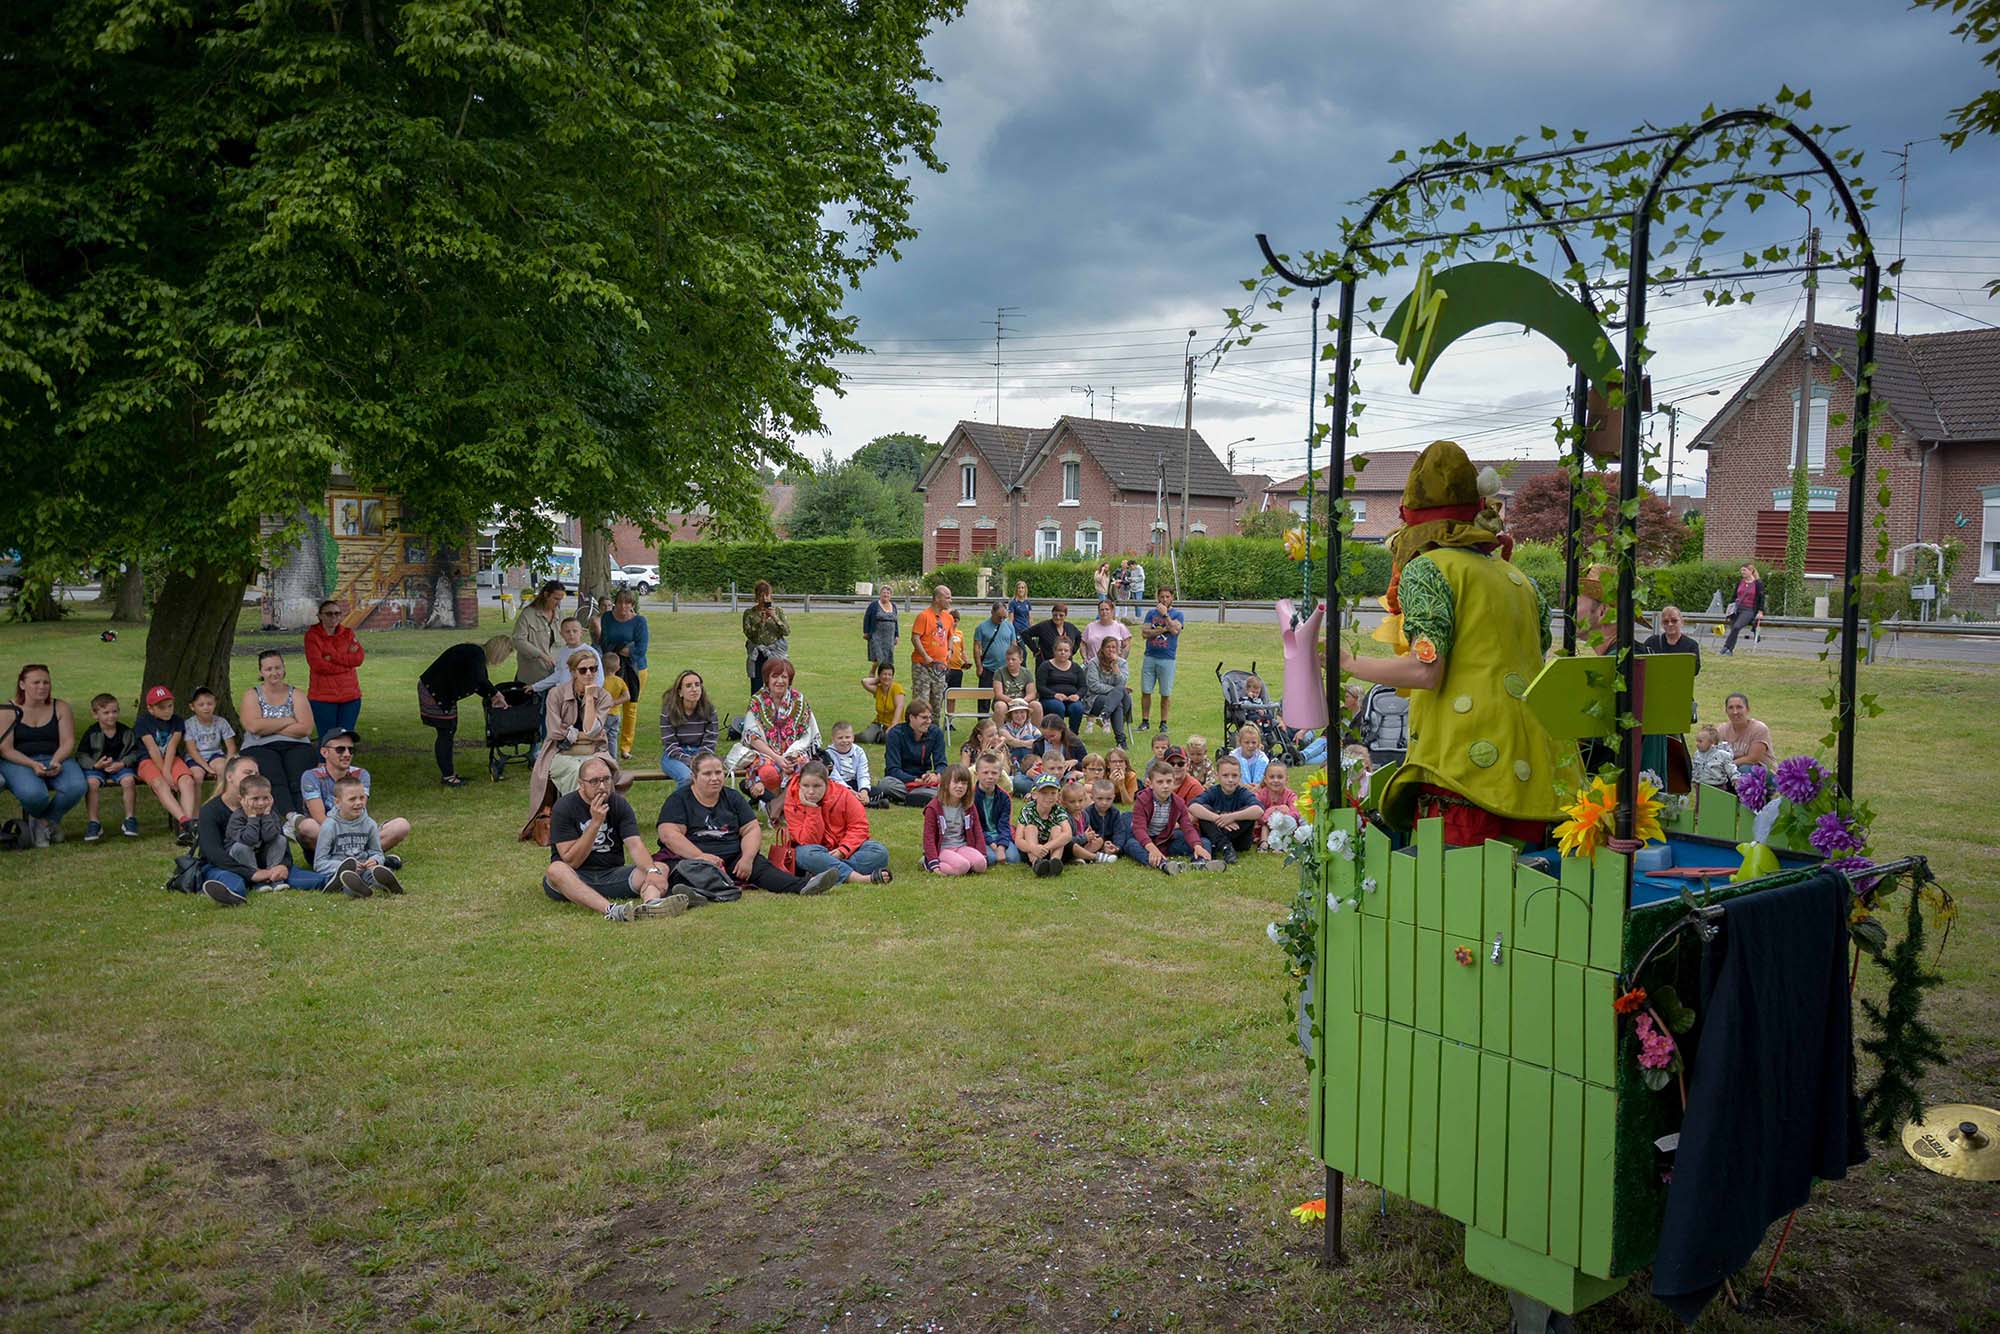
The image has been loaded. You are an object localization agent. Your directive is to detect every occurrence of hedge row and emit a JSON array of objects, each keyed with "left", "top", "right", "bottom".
[
  {"left": 923, "top": 539, "right": 1396, "bottom": 603},
  {"left": 877, "top": 538, "right": 923, "bottom": 577},
  {"left": 656, "top": 538, "right": 867, "bottom": 595}
]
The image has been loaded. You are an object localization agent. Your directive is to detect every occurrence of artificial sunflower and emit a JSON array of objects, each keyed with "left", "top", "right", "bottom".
[
  {"left": 1289, "top": 1198, "right": 1327, "bottom": 1226},
  {"left": 1554, "top": 776, "right": 1617, "bottom": 859},
  {"left": 1283, "top": 526, "right": 1309, "bottom": 562}
]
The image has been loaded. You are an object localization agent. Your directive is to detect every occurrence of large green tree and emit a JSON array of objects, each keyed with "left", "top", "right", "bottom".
[
  {"left": 851, "top": 430, "right": 938, "bottom": 483},
  {"left": 0, "top": 0, "right": 958, "bottom": 705},
  {"left": 785, "top": 449, "right": 924, "bottom": 540}
]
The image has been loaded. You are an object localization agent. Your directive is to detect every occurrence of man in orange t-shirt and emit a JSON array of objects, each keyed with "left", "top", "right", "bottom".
[{"left": 909, "top": 585, "right": 956, "bottom": 728}]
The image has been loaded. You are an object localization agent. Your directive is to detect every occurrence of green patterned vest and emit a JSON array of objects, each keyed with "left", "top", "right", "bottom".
[{"left": 1381, "top": 547, "right": 1566, "bottom": 830}]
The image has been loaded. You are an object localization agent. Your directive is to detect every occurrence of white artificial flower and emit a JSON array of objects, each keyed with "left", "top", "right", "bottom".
[
  {"left": 1326, "top": 893, "right": 1345, "bottom": 913},
  {"left": 1267, "top": 922, "right": 1283, "bottom": 944},
  {"left": 1360, "top": 875, "right": 1379, "bottom": 896},
  {"left": 1326, "top": 828, "right": 1350, "bottom": 856}
]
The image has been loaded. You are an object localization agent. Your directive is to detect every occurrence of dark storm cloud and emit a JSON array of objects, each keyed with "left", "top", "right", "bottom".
[{"left": 844, "top": 0, "right": 1997, "bottom": 346}]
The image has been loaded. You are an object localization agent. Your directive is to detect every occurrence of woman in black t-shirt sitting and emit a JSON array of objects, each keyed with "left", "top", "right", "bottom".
[
  {"left": 1035, "top": 637, "right": 1087, "bottom": 731},
  {"left": 653, "top": 752, "right": 843, "bottom": 900}
]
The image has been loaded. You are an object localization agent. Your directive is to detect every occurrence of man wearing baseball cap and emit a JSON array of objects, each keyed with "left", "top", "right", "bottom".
[
  {"left": 133, "top": 684, "right": 202, "bottom": 845},
  {"left": 292, "top": 727, "right": 413, "bottom": 863}
]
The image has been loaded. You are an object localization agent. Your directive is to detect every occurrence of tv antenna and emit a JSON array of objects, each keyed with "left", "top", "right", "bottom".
[{"left": 989, "top": 306, "right": 1022, "bottom": 425}]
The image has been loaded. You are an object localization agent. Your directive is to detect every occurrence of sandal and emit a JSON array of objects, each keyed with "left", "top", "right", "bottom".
[{"left": 441, "top": 775, "right": 467, "bottom": 788}]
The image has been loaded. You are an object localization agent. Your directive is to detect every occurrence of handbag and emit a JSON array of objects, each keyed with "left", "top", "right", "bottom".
[
  {"left": 672, "top": 859, "right": 741, "bottom": 903},
  {"left": 166, "top": 853, "right": 202, "bottom": 893}
]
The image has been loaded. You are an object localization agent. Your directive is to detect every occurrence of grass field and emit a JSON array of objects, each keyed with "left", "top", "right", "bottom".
[{"left": 1, "top": 605, "right": 1995, "bottom": 1331}]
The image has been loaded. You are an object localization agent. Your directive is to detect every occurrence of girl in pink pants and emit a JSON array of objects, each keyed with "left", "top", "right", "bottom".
[{"left": 922, "top": 764, "right": 988, "bottom": 875}]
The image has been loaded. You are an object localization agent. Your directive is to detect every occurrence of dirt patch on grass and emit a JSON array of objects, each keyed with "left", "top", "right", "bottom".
[{"left": 573, "top": 1094, "right": 1300, "bottom": 1332}]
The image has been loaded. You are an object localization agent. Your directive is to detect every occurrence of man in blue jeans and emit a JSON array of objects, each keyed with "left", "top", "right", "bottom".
[
  {"left": 1136, "top": 586, "right": 1184, "bottom": 733},
  {"left": 196, "top": 755, "right": 334, "bottom": 904}
]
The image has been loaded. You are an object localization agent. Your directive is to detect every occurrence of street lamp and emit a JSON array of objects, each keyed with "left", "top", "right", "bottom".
[
  {"left": 1654, "top": 389, "right": 1720, "bottom": 508},
  {"left": 1221, "top": 435, "right": 1256, "bottom": 472}
]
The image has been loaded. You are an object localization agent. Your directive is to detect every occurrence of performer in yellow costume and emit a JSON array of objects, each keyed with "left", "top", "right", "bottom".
[{"left": 1338, "top": 440, "right": 1565, "bottom": 846}]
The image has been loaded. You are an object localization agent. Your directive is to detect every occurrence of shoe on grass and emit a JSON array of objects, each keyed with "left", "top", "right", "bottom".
[
  {"left": 125, "top": 817, "right": 143, "bottom": 838},
  {"left": 381, "top": 853, "right": 403, "bottom": 871},
  {"left": 1161, "top": 859, "right": 1184, "bottom": 875},
  {"left": 1096, "top": 852, "right": 1119, "bottom": 864},
  {"left": 46, "top": 819, "right": 65, "bottom": 844},
  {"left": 1220, "top": 844, "right": 1239, "bottom": 866},
  {"left": 1033, "top": 855, "right": 1062, "bottom": 879},
  {"left": 174, "top": 819, "right": 195, "bottom": 846},
  {"left": 335, "top": 867, "right": 372, "bottom": 898},
  {"left": 366, "top": 866, "right": 404, "bottom": 895},
  {"left": 85, "top": 820, "right": 103, "bottom": 843},
  {"left": 604, "top": 901, "right": 636, "bottom": 922},
  {"left": 635, "top": 893, "right": 690, "bottom": 919},
  {"left": 27, "top": 818, "right": 50, "bottom": 849},
  {"left": 800, "top": 867, "right": 844, "bottom": 896},
  {"left": 1136, "top": 720, "right": 1150, "bottom": 732},
  {"left": 202, "top": 878, "right": 246, "bottom": 906}
]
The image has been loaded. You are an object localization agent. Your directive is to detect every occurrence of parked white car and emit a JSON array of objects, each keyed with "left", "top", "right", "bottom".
[{"left": 611, "top": 564, "right": 658, "bottom": 595}]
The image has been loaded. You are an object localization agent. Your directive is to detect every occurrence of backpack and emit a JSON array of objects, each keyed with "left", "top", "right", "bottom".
[{"left": 165, "top": 853, "right": 202, "bottom": 894}]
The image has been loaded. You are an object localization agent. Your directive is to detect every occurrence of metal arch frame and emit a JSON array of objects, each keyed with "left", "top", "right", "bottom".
[{"left": 1256, "top": 111, "right": 1878, "bottom": 846}]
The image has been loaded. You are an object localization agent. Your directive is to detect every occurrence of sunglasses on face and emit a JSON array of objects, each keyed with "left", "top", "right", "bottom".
[
  {"left": 575, "top": 666, "right": 599, "bottom": 675},
  {"left": 326, "top": 745, "right": 354, "bottom": 755}
]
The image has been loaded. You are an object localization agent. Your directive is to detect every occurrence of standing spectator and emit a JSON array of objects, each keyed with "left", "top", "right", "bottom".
[
  {"left": 920, "top": 763, "right": 988, "bottom": 876},
  {"left": 417, "top": 636, "right": 514, "bottom": 786},
  {"left": 1083, "top": 636, "right": 1133, "bottom": 745},
  {"left": 512, "top": 580, "right": 566, "bottom": 684},
  {"left": 863, "top": 586, "right": 899, "bottom": 671},
  {"left": 131, "top": 686, "right": 202, "bottom": 843},
  {"left": 741, "top": 580, "right": 790, "bottom": 692},
  {"left": 879, "top": 700, "right": 945, "bottom": 806},
  {"left": 525, "top": 649, "right": 618, "bottom": 825},
  {"left": 77, "top": 692, "right": 143, "bottom": 841},
  {"left": 858, "top": 662, "right": 905, "bottom": 744},
  {"left": 1036, "top": 637, "right": 1087, "bottom": 731},
  {"left": 4, "top": 665, "right": 94, "bottom": 847},
  {"left": 973, "top": 601, "right": 1017, "bottom": 711},
  {"left": 1024, "top": 602, "right": 1083, "bottom": 669},
  {"left": 655, "top": 752, "right": 844, "bottom": 898},
  {"left": 1720, "top": 562, "right": 1765, "bottom": 656},
  {"left": 184, "top": 686, "right": 241, "bottom": 792},
  {"left": 784, "top": 761, "right": 891, "bottom": 886},
  {"left": 658, "top": 669, "right": 719, "bottom": 787},
  {"left": 989, "top": 643, "right": 1040, "bottom": 726},
  {"left": 909, "top": 586, "right": 956, "bottom": 727},
  {"left": 1093, "top": 562, "right": 1113, "bottom": 602},
  {"left": 1717, "top": 692, "right": 1775, "bottom": 773},
  {"left": 731, "top": 658, "right": 820, "bottom": 789},
  {"left": 195, "top": 756, "right": 335, "bottom": 905},
  {"left": 1125, "top": 557, "right": 1147, "bottom": 620},
  {"left": 1080, "top": 598, "right": 1130, "bottom": 663},
  {"left": 1136, "top": 587, "right": 1184, "bottom": 733},
  {"left": 542, "top": 756, "right": 687, "bottom": 922},
  {"left": 238, "top": 651, "right": 316, "bottom": 817},
  {"left": 304, "top": 599, "right": 365, "bottom": 739},
  {"left": 1008, "top": 579, "right": 1033, "bottom": 639},
  {"left": 294, "top": 728, "right": 412, "bottom": 857},
  {"left": 596, "top": 588, "right": 650, "bottom": 761}
]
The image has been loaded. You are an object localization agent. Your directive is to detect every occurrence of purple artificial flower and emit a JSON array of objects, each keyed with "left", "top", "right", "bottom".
[
  {"left": 1773, "top": 755, "right": 1826, "bottom": 806},
  {"left": 1829, "top": 855, "right": 1880, "bottom": 893},
  {"left": 1734, "top": 765, "right": 1770, "bottom": 812},
  {"left": 1810, "top": 811, "right": 1866, "bottom": 857},
  {"left": 1634, "top": 1012, "right": 1677, "bottom": 1070}
]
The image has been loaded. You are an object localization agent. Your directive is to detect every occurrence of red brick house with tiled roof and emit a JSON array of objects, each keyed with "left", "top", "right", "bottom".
[
  {"left": 1693, "top": 322, "right": 2000, "bottom": 615},
  {"left": 1260, "top": 451, "right": 1568, "bottom": 541},
  {"left": 915, "top": 416, "right": 1245, "bottom": 569}
]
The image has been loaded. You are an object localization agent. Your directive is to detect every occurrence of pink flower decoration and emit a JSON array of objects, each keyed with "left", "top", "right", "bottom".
[{"left": 1634, "top": 1012, "right": 1676, "bottom": 1070}]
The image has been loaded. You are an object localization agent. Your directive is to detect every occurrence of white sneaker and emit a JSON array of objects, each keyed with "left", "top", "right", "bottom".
[{"left": 1096, "top": 852, "right": 1118, "bottom": 864}]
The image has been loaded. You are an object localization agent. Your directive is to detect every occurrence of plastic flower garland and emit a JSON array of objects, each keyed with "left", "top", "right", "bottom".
[{"left": 1553, "top": 774, "right": 1665, "bottom": 860}]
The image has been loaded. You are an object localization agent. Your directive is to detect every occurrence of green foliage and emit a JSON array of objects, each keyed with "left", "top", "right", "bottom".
[
  {"left": 1677, "top": 511, "right": 1706, "bottom": 563},
  {"left": 787, "top": 451, "right": 924, "bottom": 541},
  {"left": 1238, "top": 509, "right": 1299, "bottom": 540},
  {"left": 851, "top": 432, "right": 939, "bottom": 483},
  {"left": 1511, "top": 541, "right": 1567, "bottom": 610},
  {"left": 0, "top": 0, "right": 960, "bottom": 589},
  {"left": 1857, "top": 883, "right": 1949, "bottom": 1142},
  {"left": 656, "top": 538, "right": 872, "bottom": 595},
  {"left": 877, "top": 539, "right": 924, "bottom": 578},
  {"left": 920, "top": 562, "right": 982, "bottom": 597},
  {"left": 1644, "top": 559, "right": 1757, "bottom": 616},
  {"left": 1000, "top": 556, "right": 1108, "bottom": 601},
  {"left": 1510, "top": 471, "right": 1688, "bottom": 566},
  {"left": 1782, "top": 459, "right": 1814, "bottom": 614}
]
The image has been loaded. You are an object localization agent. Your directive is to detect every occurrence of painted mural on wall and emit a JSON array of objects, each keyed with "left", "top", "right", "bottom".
[{"left": 260, "top": 482, "right": 480, "bottom": 632}]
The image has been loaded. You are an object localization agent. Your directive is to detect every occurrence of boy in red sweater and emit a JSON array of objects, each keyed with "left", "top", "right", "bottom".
[
  {"left": 785, "top": 762, "right": 891, "bottom": 886},
  {"left": 1125, "top": 758, "right": 1218, "bottom": 873}
]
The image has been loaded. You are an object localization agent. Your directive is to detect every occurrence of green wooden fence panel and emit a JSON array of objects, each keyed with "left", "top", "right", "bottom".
[
  {"left": 1481, "top": 838, "right": 1516, "bottom": 944},
  {"left": 1383, "top": 1024, "right": 1414, "bottom": 1197},
  {"left": 1580, "top": 1083, "right": 1618, "bottom": 1276},
  {"left": 1515, "top": 863, "right": 1560, "bottom": 956},
  {"left": 1482, "top": 940, "right": 1512, "bottom": 1055},
  {"left": 1388, "top": 921, "right": 1417, "bottom": 1027},
  {"left": 1506, "top": 1064, "right": 1553, "bottom": 1254},
  {"left": 1359, "top": 1017, "right": 1387, "bottom": 1185},
  {"left": 1549, "top": 1074, "right": 1586, "bottom": 1268},
  {"left": 1360, "top": 914, "right": 1387, "bottom": 1018},
  {"left": 1417, "top": 927, "right": 1444, "bottom": 1035},
  {"left": 1553, "top": 961, "right": 1586, "bottom": 1078},
  {"left": 1410, "top": 1032, "right": 1442, "bottom": 1210},
  {"left": 1512, "top": 950, "right": 1554, "bottom": 1070},
  {"left": 1438, "top": 1042, "right": 1480, "bottom": 1224},
  {"left": 1583, "top": 967, "right": 1618, "bottom": 1088},
  {"left": 1476, "top": 1052, "right": 1511, "bottom": 1236},
  {"left": 1556, "top": 852, "right": 1592, "bottom": 964},
  {"left": 1362, "top": 824, "right": 1390, "bottom": 919},
  {"left": 1444, "top": 933, "right": 1483, "bottom": 1045},
  {"left": 1589, "top": 849, "right": 1627, "bottom": 972},
  {"left": 1390, "top": 844, "right": 1416, "bottom": 924},
  {"left": 1324, "top": 1003, "right": 1361, "bottom": 1169},
  {"left": 1417, "top": 817, "right": 1445, "bottom": 930}
]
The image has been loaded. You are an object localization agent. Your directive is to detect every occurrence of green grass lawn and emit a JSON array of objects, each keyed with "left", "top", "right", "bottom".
[{"left": 1, "top": 606, "right": 1994, "bottom": 1331}]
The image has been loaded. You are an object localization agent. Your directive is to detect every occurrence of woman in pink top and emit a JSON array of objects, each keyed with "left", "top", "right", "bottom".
[{"left": 1080, "top": 598, "right": 1130, "bottom": 661}]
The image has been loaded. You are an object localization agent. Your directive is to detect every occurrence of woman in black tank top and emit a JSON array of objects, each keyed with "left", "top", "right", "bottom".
[{"left": 2, "top": 664, "right": 88, "bottom": 845}]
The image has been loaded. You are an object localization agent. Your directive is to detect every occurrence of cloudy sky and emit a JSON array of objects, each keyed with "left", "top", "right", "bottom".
[{"left": 808, "top": 0, "right": 2000, "bottom": 491}]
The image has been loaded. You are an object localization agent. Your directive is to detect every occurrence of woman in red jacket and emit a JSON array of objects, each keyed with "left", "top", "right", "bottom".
[
  {"left": 304, "top": 600, "right": 366, "bottom": 739},
  {"left": 784, "top": 762, "right": 892, "bottom": 885}
]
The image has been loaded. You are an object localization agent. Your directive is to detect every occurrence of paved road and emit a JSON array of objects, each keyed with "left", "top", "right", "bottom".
[{"left": 475, "top": 590, "right": 2000, "bottom": 667}]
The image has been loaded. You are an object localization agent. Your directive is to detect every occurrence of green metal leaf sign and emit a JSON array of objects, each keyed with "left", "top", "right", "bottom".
[{"left": 1381, "top": 260, "right": 1621, "bottom": 394}]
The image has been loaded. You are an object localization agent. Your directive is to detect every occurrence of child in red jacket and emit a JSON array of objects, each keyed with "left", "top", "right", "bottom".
[
  {"left": 785, "top": 762, "right": 892, "bottom": 885},
  {"left": 922, "top": 764, "right": 987, "bottom": 875},
  {"left": 1125, "top": 758, "right": 1219, "bottom": 873}
]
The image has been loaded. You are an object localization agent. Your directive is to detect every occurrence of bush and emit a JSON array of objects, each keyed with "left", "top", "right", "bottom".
[
  {"left": 920, "top": 562, "right": 982, "bottom": 597},
  {"left": 1643, "top": 559, "right": 1748, "bottom": 617},
  {"left": 878, "top": 538, "right": 923, "bottom": 577},
  {"left": 1677, "top": 512, "right": 1705, "bottom": 563},
  {"left": 1001, "top": 556, "right": 1100, "bottom": 601},
  {"left": 656, "top": 538, "right": 867, "bottom": 595},
  {"left": 1512, "top": 541, "right": 1566, "bottom": 609}
]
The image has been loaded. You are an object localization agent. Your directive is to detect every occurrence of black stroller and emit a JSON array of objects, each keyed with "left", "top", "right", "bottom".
[
  {"left": 1214, "top": 661, "right": 1306, "bottom": 765},
  {"left": 483, "top": 682, "right": 541, "bottom": 781}
]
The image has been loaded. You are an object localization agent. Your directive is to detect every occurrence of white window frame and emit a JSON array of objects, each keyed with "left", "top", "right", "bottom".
[
  {"left": 1789, "top": 387, "right": 1831, "bottom": 471},
  {"left": 1036, "top": 525, "right": 1062, "bottom": 561},
  {"left": 1348, "top": 498, "right": 1368, "bottom": 523},
  {"left": 958, "top": 461, "right": 977, "bottom": 506},
  {"left": 1076, "top": 523, "right": 1102, "bottom": 558},
  {"left": 1189, "top": 521, "right": 1208, "bottom": 537},
  {"left": 1770, "top": 485, "right": 1837, "bottom": 513},
  {"left": 1980, "top": 487, "right": 2000, "bottom": 583},
  {"left": 1288, "top": 498, "right": 1309, "bottom": 517}
]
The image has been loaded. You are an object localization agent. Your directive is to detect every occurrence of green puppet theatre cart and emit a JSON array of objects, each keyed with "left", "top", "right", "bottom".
[{"left": 1258, "top": 107, "right": 1930, "bottom": 1328}]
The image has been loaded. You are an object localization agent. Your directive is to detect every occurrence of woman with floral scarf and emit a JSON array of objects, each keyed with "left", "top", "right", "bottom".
[{"left": 726, "top": 657, "right": 821, "bottom": 792}]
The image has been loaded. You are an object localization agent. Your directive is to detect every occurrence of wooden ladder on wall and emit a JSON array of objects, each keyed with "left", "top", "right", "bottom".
[{"left": 338, "top": 541, "right": 402, "bottom": 630}]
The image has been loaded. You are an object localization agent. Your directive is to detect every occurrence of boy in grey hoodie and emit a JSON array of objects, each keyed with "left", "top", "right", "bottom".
[
  {"left": 312, "top": 774, "right": 404, "bottom": 895},
  {"left": 224, "top": 775, "right": 290, "bottom": 869}
]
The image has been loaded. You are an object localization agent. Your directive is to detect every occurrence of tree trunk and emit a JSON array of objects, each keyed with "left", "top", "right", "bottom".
[
  {"left": 110, "top": 561, "right": 148, "bottom": 623},
  {"left": 145, "top": 565, "right": 250, "bottom": 724},
  {"left": 579, "top": 519, "right": 614, "bottom": 620}
]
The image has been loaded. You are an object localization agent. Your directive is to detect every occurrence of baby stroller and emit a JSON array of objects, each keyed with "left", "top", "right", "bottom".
[
  {"left": 1353, "top": 684, "right": 1410, "bottom": 768},
  {"left": 1214, "top": 661, "right": 1306, "bottom": 765},
  {"left": 483, "top": 682, "right": 541, "bottom": 781}
]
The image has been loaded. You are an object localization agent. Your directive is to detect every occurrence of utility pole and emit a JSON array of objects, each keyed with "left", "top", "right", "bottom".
[
  {"left": 989, "top": 306, "right": 1021, "bottom": 426},
  {"left": 1783, "top": 225, "right": 1820, "bottom": 615},
  {"left": 1070, "top": 384, "right": 1095, "bottom": 418},
  {"left": 1179, "top": 331, "right": 1196, "bottom": 543}
]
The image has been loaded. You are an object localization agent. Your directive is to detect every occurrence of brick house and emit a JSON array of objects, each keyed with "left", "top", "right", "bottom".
[
  {"left": 915, "top": 416, "right": 1245, "bottom": 568},
  {"left": 1261, "top": 451, "right": 1568, "bottom": 541},
  {"left": 1693, "top": 322, "right": 2000, "bottom": 616}
]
